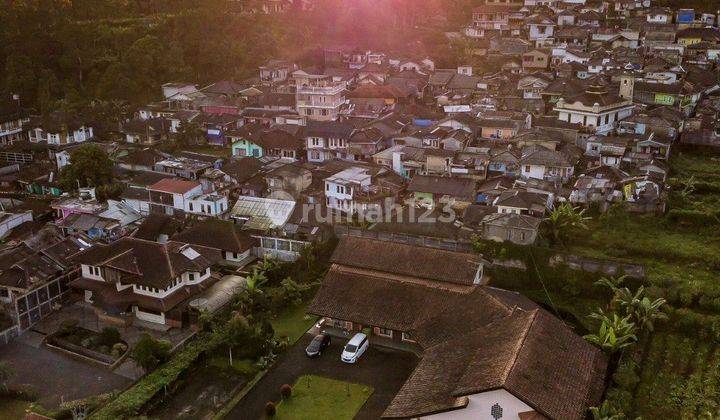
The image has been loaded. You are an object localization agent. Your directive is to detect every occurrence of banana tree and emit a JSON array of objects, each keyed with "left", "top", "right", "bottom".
[{"left": 585, "top": 310, "right": 638, "bottom": 354}]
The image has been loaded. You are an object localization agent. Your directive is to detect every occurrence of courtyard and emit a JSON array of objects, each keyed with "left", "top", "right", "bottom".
[{"left": 226, "top": 333, "right": 418, "bottom": 420}]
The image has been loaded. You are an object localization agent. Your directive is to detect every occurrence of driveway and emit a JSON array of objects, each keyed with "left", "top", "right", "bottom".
[
  {"left": 225, "top": 334, "right": 418, "bottom": 420},
  {"left": 0, "top": 337, "right": 132, "bottom": 408}
]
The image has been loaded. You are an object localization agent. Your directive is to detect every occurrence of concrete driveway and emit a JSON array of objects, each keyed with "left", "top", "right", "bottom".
[
  {"left": 0, "top": 335, "right": 132, "bottom": 408},
  {"left": 225, "top": 333, "right": 418, "bottom": 420}
]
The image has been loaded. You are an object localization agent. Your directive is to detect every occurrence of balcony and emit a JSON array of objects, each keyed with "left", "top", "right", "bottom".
[
  {"left": 296, "top": 100, "right": 344, "bottom": 109},
  {"left": 296, "top": 83, "right": 346, "bottom": 95}
]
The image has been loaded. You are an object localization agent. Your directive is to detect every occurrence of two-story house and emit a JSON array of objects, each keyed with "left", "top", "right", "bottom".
[
  {"left": 305, "top": 120, "right": 356, "bottom": 163},
  {"left": 0, "top": 105, "right": 28, "bottom": 145},
  {"left": 520, "top": 145, "right": 576, "bottom": 183},
  {"left": 146, "top": 178, "right": 228, "bottom": 217},
  {"left": 70, "top": 237, "right": 222, "bottom": 327},
  {"left": 554, "top": 84, "right": 634, "bottom": 135},
  {"left": 324, "top": 166, "right": 402, "bottom": 216}
]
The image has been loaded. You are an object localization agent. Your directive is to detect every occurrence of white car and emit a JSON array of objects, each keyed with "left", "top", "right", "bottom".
[{"left": 341, "top": 333, "right": 369, "bottom": 363}]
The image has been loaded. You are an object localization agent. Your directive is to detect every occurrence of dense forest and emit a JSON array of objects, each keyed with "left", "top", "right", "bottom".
[{"left": 0, "top": 0, "right": 478, "bottom": 121}]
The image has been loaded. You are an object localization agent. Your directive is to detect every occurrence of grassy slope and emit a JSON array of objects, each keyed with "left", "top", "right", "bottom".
[{"left": 564, "top": 150, "right": 720, "bottom": 417}]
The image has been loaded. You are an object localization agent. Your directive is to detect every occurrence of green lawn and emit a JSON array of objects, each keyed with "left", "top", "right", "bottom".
[
  {"left": 207, "top": 355, "right": 259, "bottom": 378},
  {"left": 271, "top": 303, "right": 318, "bottom": 344},
  {"left": 274, "top": 375, "right": 373, "bottom": 420}
]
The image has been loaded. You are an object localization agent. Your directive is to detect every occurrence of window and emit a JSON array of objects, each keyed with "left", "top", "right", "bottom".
[
  {"left": 188, "top": 273, "right": 195, "bottom": 281},
  {"left": 189, "top": 202, "right": 193, "bottom": 211},
  {"left": 401, "top": 332, "right": 416, "bottom": 342},
  {"left": 525, "top": 165, "right": 531, "bottom": 172},
  {"left": 325, "top": 183, "right": 330, "bottom": 191},
  {"left": 376, "top": 327, "right": 393, "bottom": 338},
  {"left": 94, "top": 266, "right": 101, "bottom": 276}
]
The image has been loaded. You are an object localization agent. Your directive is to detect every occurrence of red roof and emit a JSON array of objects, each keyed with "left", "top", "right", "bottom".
[{"left": 147, "top": 178, "right": 200, "bottom": 194}]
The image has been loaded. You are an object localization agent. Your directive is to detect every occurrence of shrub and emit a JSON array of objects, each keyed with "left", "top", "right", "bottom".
[
  {"left": 265, "top": 401, "right": 276, "bottom": 417},
  {"left": 280, "top": 383, "right": 292, "bottom": 399},
  {"left": 98, "top": 327, "right": 122, "bottom": 347},
  {"left": 131, "top": 334, "right": 172, "bottom": 373},
  {"left": 111, "top": 342, "right": 127, "bottom": 358}
]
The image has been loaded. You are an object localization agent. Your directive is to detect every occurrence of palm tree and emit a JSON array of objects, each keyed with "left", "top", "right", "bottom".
[
  {"left": 584, "top": 309, "right": 638, "bottom": 354},
  {"left": 543, "top": 202, "right": 591, "bottom": 246}
]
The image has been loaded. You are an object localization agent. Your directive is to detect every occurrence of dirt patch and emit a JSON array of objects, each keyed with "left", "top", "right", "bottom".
[{"left": 144, "top": 355, "right": 249, "bottom": 420}]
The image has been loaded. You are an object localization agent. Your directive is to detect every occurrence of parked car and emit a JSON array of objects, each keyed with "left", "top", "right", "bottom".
[
  {"left": 305, "top": 334, "right": 331, "bottom": 358},
  {"left": 341, "top": 332, "right": 369, "bottom": 363}
]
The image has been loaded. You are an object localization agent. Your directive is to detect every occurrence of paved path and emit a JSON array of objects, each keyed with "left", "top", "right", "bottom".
[
  {"left": 0, "top": 340, "right": 132, "bottom": 408},
  {"left": 225, "top": 333, "right": 418, "bottom": 420}
]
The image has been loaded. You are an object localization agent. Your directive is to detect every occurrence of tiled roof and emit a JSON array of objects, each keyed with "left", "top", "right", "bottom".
[
  {"left": 172, "top": 219, "right": 256, "bottom": 253},
  {"left": 308, "top": 238, "right": 607, "bottom": 420},
  {"left": 70, "top": 237, "right": 221, "bottom": 289},
  {"left": 330, "top": 236, "right": 482, "bottom": 286}
]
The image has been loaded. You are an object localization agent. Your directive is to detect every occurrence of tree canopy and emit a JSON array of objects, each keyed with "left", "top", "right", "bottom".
[{"left": 59, "top": 143, "right": 113, "bottom": 190}]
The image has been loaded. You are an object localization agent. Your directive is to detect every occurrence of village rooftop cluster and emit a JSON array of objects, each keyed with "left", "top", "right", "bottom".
[{"left": 0, "top": 0, "right": 718, "bottom": 419}]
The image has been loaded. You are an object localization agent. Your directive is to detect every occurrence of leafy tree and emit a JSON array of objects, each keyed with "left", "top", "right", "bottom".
[
  {"left": 59, "top": 144, "right": 113, "bottom": 191},
  {"left": 221, "top": 314, "right": 252, "bottom": 365},
  {"left": 175, "top": 120, "right": 203, "bottom": 148},
  {"left": 542, "top": 203, "right": 590, "bottom": 247},
  {"left": 131, "top": 334, "right": 171, "bottom": 373},
  {"left": 584, "top": 310, "right": 638, "bottom": 354}
]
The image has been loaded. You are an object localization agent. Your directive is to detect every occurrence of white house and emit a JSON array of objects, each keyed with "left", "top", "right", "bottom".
[
  {"left": 420, "top": 389, "right": 534, "bottom": 420},
  {"left": 324, "top": 167, "right": 377, "bottom": 215},
  {"left": 554, "top": 87, "right": 634, "bottom": 135},
  {"left": 145, "top": 178, "right": 226, "bottom": 217},
  {"left": 72, "top": 238, "right": 221, "bottom": 327}
]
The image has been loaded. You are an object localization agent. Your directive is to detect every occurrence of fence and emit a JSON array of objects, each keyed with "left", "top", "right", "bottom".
[{"left": 0, "top": 151, "right": 32, "bottom": 164}]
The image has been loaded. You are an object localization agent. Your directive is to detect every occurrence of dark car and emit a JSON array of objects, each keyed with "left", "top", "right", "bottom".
[{"left": 305, "top": 334, "right": 331, "bottom": 358}]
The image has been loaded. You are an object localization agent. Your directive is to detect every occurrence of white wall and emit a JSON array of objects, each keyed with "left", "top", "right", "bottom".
[
  {"left": 81, "top": 264, "right": 104, "bottom": 281},
  {"left": 134, "top": 306, "right": 165, "bottom": 324},
  {"left": 420, "top": 389, "right": 533, "bottom": 420},
  {"left": 224, "top": 249, "right": 251, "bottom": 262}
]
